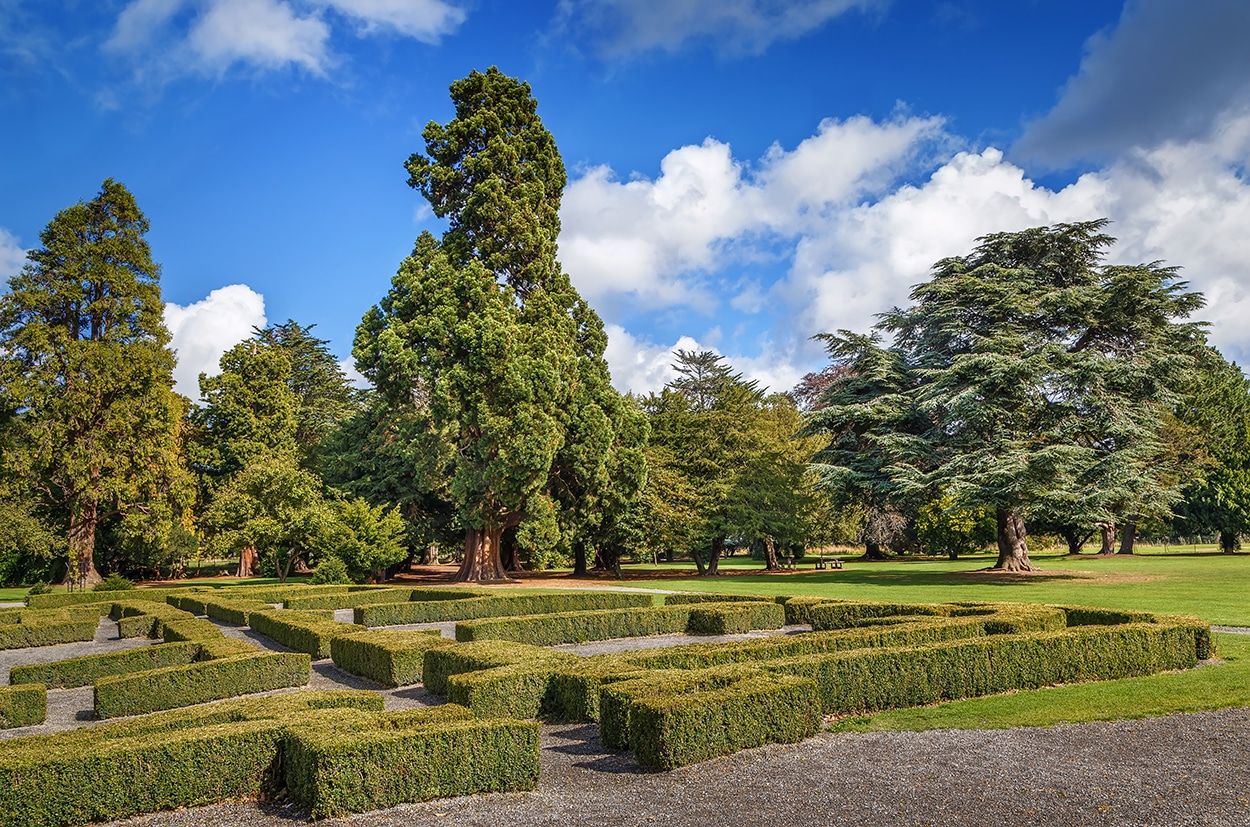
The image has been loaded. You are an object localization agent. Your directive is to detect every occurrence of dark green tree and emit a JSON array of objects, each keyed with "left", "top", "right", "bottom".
[
  {"left": 807, "top": 220, "right": 1206, "bottom": 571},
  {"left": 0, "top": 180, "right": 187, "bottom": 587}
]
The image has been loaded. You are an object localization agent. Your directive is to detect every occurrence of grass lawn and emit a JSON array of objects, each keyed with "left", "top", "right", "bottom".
[
  {"left": 830, "top": 632, "right": 1250, "bottom": 733},
  {"left": 628, "top": 549, "right": 1250, "bottom": 625}
]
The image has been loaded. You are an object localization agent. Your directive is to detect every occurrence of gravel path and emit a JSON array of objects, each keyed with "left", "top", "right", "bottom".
[{"left": 99, "top": 706, "right": 1250, "bottom": 827}]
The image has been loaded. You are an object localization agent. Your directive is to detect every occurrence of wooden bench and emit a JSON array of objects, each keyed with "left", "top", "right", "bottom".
[{"left": 814, "top": 557, "right": 844, "bottom": 570}]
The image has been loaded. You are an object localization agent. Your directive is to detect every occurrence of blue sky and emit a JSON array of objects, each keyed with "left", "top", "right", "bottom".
[{"left": 3, "top": 0, "right": 1250, "bottom": 398}]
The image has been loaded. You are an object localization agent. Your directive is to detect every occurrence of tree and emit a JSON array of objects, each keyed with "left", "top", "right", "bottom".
[
  {"left": 0, "top": 180, "right": 187, "bottom": 587},
  {"left": 807, "top": 221, "right": 1206, "bottom": 571},
  {"left": 322, "top": 497, "right": 408, "bottom": 583},
  {"left": 359, "top": 68, "right": 623, "bottom": 582},
  {"left": 0, "top": 491, "right": 63, "bottom": 586}
]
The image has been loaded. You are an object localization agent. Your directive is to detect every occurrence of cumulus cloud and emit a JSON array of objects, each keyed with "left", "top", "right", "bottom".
[
  {"left": 1014, "top": 0, "right": 1250, "bottom": 166},
  {"left": 164, "top": 284, "right": 267, "bottom": 400},
  {"left": 578, "top": 108, "right": 1250, "bottom": 390},
  {"left": 553, "top": 0, "right": 884, "bottom": 58},
  {"left": 0, "top": 227, "right": 27, "bottom": 284},
  {"left": 105, "top": 0, "right": 465, "bottom": 80}
]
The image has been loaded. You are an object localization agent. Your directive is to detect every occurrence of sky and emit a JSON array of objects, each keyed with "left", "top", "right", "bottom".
[{"left": 3, "top": 0, "right": 1250, "bottom": 400}]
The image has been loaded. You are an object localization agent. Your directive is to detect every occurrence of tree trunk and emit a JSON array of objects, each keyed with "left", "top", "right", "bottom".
[
  {"left": 66, "top": 500, "right": 102, "bottom": 590},
  {"left": 501, "top": 527, "right": 522, "bottom": 572},
  {"left": 991, "top": 507, "right": 1036, "bottom": 571},
  {"left": 1219, "top": 530, "right": 1239, "bottom": 554},
  {"left": 703, "top": 536, "right": 723, "bottom": 576},
  {"left": 1117, "top": 516, "right": 1139, "bottom": 555},
  {"left": 238, "top": 545, "right": 259, "bottom": 577},
  {"left": 664, "top": 549, "right": 673, "bottom": 563},
  {"left": 862, "top": 541, "right": 888, "bottom": 561},
  {"left": 1097, "top": 522, "right": 1117, "bottom": 555},
  {"left": 422, "top": 545, "right": 439, "bottom": 565},
  {"left": 763, "top": 538, "right": 780, "bottom": 571},
  {"left": 692, "top": 543, "right": 707, "bottom": 576},
  {"left": 454, "top": 526, "right": 511, "bottom": 582},
  {"left": 573, "top": 540, "right": 588, "bottom": 576},
  {"left": 1060, "top": 527, "right": 1086, "bottom": 555}
]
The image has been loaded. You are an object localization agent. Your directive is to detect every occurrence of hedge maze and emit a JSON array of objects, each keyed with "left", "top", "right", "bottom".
[{"left": 0, "top": 583, "right": 1214, "bottom": 825}]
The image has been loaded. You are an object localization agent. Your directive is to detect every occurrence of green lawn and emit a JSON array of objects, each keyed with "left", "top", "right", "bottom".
[{"left": 630, "top": 550, "right": 1250, "bottom": 625}]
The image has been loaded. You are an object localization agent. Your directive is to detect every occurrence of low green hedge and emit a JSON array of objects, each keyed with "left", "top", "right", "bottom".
[
  {"left": 201, "top": 598, "right": 272, "bottom": 626},
  {"left": 0, "top": 619, "right": 98, "bottom": 650},
  {"left": 284, "top": 705, "right": 539, "bottom": 818},
  {"left": 110, "top": 600, "right": 197, "bottom": 639},
  {"left": 0, "top": 684, "right": 46, "bottom": 729},
  {"left": 284, "top": 588, "right": 414, "bottom": 611},
  {"left": 330, "top": 629, "right": 449, "bottom": 686},
  {"left": 422, "top": 640, "right": 559, "bottom": 697},
  {"left": 664, "top": 592, "right": 784, "bottom": 606},
  {"left": 453, "top": 601, "right": 784, "bottom": 646},
  {"left": 601, "top": 667, "right": 821, "bottom": 769},
  {"left": 161, "top": 617, "right": 225, "bottom": 643},
  {"left": 93, "top": 651, "right": 311, "bottom": 718},
  {"left": 356, "top": 590, "right": 655, "bottom": 627},
  {"left": 247, "top": 610, "right": 365, "bottom": 658},
  {"left": 26, "top": 590, "right": 170, "bottom": 609},
  {"left": 10, "top": 642, "right": 202, "bottom": 688}
]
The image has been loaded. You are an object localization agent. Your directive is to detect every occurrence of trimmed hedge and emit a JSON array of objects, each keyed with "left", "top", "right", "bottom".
[
  {"left": 161, "top": 617, "right": 225, "bottom": 643},
  {"left": 356, "top": 590, "right": 655, "bottom": 627},
  {"left": 453, "top": 601, "right": 784, "bottom": 646},
  {"left": 0, "top": 690, "right": 381, "bottom": 827},
  {"left": 26, "top": 590, "right": 171, "bottom": 609},
  {"left": 93, "top": 651, "right": 311, "bottom": 718},
  {"left": 330, "top": 629, "right": 449, "bottom": 686},
  {"left": 202, "top": 598, "right": 272, "bottom": 626},
  {"left": 283, "top": 706, "right": 539, "bottom": 818},
  {"left": 0, "top": 684, "right": 46, "bottom": 729},
  {"left": 601, "top": 667, "right": 821, "bottom": 769},
  {"left": 0, "top": 619, "right": 98, "bottom": 650},
  {"left": 110, "top": 600, "right": 197, "bottom": 639},
  {"left": 284, "top": 588, "right": 414, "bottom": 611},
  {"left": 10, "top": 642, "right": 202, "bottom": 688},
  {"left": 247, "top": 610, "right": 365, "bottom": 658}
]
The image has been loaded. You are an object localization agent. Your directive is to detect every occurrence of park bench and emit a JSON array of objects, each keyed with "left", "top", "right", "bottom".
[{"left": 814, "top": 557, "right": 844, "bottom": 570}]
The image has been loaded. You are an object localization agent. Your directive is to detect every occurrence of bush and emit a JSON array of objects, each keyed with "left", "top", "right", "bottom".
[
  {"left": 247, "top": 610, "right": 365, "bottom": 658},
  {"left": 285, "top": 588, "right": 413, "bottom": 611},
  {"left": 27, "top": 589, "right": 168, "bottom": 609},
  {"left": 356, "top": 590, "right": 654, "bottom": 627},
  {"left": 0, "top": 684, "right": 46, "bottom": 729},
  {"left": 283, "top": 707, "right": 539, "bottom": 818},
  {"left": 202, "top": 598, "right": 272, "bottom": 626},
  {"left": 10, "top": 642, "right": 202, "bottom": 688},
  {"left": 110, "top": 600, "right": 196, "bottom": 639},
  {"left": 330, "top": 629, "right": 449, "bottom": 687},
  {"left": 310, "top": 555, "right": 351, "bottom": 585},
  {"left": 94, "top": 574, "right": 135, "bottom": 592},
  {"left": 26, "top": 583, "right": 51, "bottom": 596},
  {"left": 601, "top": 667, "right": 821, "bottom": 769},
  {"left": 453, "top": 601, "right": 784, "bottom": 646},
  {"left": 93, "top": 651, "right": 312, "bottom": 718},
  {"left": 0, "top": 619, "right": 98, "bottom": 650}
]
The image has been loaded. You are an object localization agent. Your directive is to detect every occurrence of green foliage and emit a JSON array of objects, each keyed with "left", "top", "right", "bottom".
[
  {"left": 330, "top": 629, "right": 449, "bottom": 686},
  {"left": 194, "top": 341, "right": 299, "bottom": 478},
  {"left": 309, "top": 554, "right": 350, "bottom": 585},
  {"left": 452, "top": 601, "right": 784, "bottom": 646},
  {"left": 28, "top": 589, "right": 165, "bottom": 609},
  {"left": 10, "top": 642, "right": 201, "bottom": 688},
  {"left": 92, "top": 651, "right": 311, "bottom": 718},
  {"left": 0, "top": 618, "right": 98, "bottom": 650},
  {"left": 0, "top": 684, "right": 46, "bottom": 729},
  {"left": 323, "top": 496, "right": 407, "bottom": 582},
  {"left": 0, "top": 492, "right": 62, "bottom": 587},
  {"left": 93, "top": 573, "right": 134, "bottom": 591},
  {"left": 354, "top": 589, "right": 653, "bottom": 626},
  {"left": 246, "top": 609, "right": 364, "bottom": 658},
  {"left": 284, "top": 587, "right": 412, "bottom": 610},
  {"left": 0, "top": 179, "right": 189, "bottom": 588},
  {"left": 915, "top": 494, "right": 993, "bottom": 558},
  {"left": 602, "top": 669, "right": 821, "bottom": 770}
]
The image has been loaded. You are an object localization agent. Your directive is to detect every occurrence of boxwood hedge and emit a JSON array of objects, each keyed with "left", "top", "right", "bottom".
[
  {"left": 26, "top": 590, "right": 171, "bottom": 609},
  {"left": 329, "top": 629, "right": 449, "bottom": 686},
  {"left": 246, "top": 610, "right": 365, "bottom": 658},
  {"left": 355, "top": 590, "right": 654, "bottom": 627},
  {"left": 0, "top": 684, "right": 46, "bottom": 729},
  {"left": 10, "top": 642, "right": 202, "bottom": 688}
]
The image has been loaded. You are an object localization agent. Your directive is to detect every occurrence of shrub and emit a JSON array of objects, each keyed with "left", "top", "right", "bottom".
[
  {"left": 0, "top": 619, "right": 98, "bottom": 650},
  {"left": 110, "top": 600, "right": 196, "bottom": 639},
  {"left": 202, "top": 598, "right": 272, "bottom": 626},
  {"left": 93, "top": 574, "right": 135, "bottom": 591},
  {"left": 422, "top": 640, "right": 557, "bottom": 697},
  {"left": 356, "top": 590, "right": 654, "bottom": 627},
  {"left": 26, "top": 583, "right": 51, "bottom": 596},
  {"left": 93, "top": 651, "right": 311, "bottom": 718},
  {"left": 453, "top": 601, "right": 784, "bottom": 646},
  {"left": 10, "top": 642, "right": 202, "bottom": 688},
  {"left": 27, "top": 589, "right": 168, "bottom": 609},
  {"left": 310, "top": 555, "right": 350, "bottom": 585},
  {"left": 283, "top": 706, "right": 540, "bottom": 818},
  {"left": 247, "top": 610, "right": 365, "bottom": 658},
  {"left": 0, "top": 684, "right": 46, "bottom": 729},
  {"left": 161, "top": 617, "right": 225, "bottom": 643},
  {"left": 330, "top": 629, "right": 449, "bottom": 686},
  {"left": 284, "top": 588, "right": 413, "bottom": 611}
]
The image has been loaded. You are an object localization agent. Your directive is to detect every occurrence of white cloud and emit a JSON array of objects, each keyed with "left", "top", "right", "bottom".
[
  {"left": 554, "top": 0, "right": 885, "bottom": 58},
  {"left": 105, "top": 0, "right": 465, "bottom": 81},
  {"left": 1014, "top": 0, "right": 1250, "bottom": 166},
  {"left": 583, "top": 108, "right": 1250, "bottom": 390},
  {"left": 338, "top": 355, "right": 370, "bottom": 389},
  {"left": 164, "top": 284, "right": 267, "bottom": 400},
  {"left": 0, "top": 227, "right": 27, "bottom": 283}
]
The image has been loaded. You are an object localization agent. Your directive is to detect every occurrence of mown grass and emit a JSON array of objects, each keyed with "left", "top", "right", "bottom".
[
  {"left": 634, "top": 550, "right": 1250, "bottom": 625},
  {"left": 830, "top": 632, "right": 1250, "bottom": 733}
]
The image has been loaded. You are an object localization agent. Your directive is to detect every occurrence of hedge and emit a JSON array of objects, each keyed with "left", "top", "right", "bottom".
[
  {"left": 161, "top": 617, "right": 226, "bottom": 643},
  {"left": 453, "top": 601, "right": 784, "bottom": 646},
  {"left": 26, "top": 590, "right": 171, "bottom": 609},
  {"left": 93, "top": 651, "right": 311, "bottom": 718},
  {"left": 601, "top": 668, "right": 821, "bottom": 769},
  {"left": 202, "top": 598, "right": 272, "bottom": 626},
  {"left": 283, "top": 706, "right": 539, "bottom": 818},
  {"left": 330, "top": 629, "right": 449, "bottom": 686},
  {"left": 422, "top": 640, "right": 560, "bottom": 697},
  {"left": 110, "top": 601, "right": 198, "bottom": 639},
  {"left": 10, "top": 642, "right": 202, "bottom": 688},
  {"left": 0, "top": 691, "right": 380, "bottom": 827},
  {"left": 0, "top": 617, "right": 99, "bottom": 650},
  {"left": 284, "top": 588, "right": 415, "bottom": 611},
  {"left": 0, "top": 684, "right": 46, "bottom": 729},
  {"left": 247, "top": 610, "right": 365, "bottom": 658},
  {"left": 356, "top": 590, "right": 655, "bottom": 627}
]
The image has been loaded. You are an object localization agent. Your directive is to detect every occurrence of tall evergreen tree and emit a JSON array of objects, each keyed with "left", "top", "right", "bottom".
[{"left": 0, "top": 180, "right": 186, "bottom": 587}]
